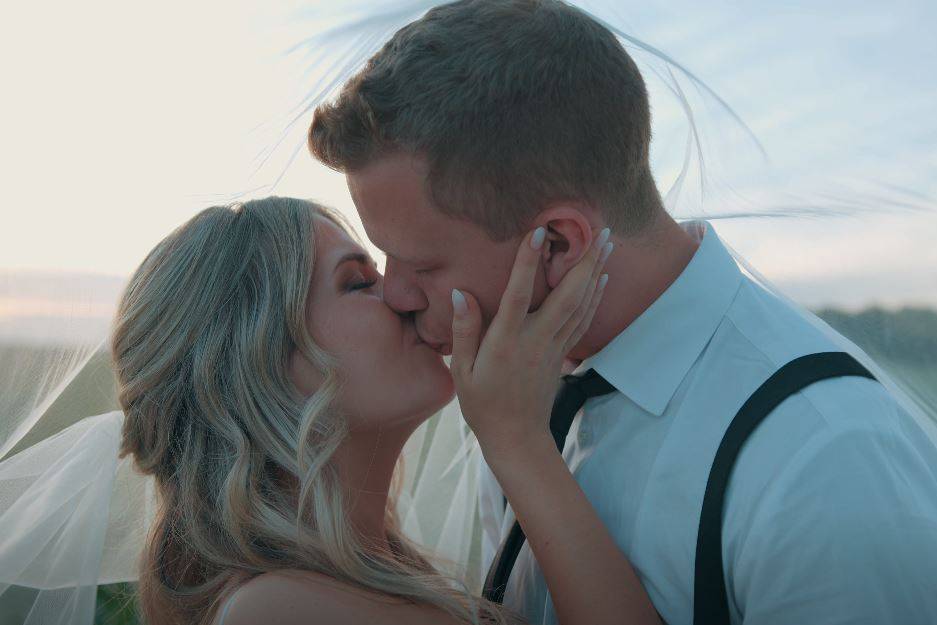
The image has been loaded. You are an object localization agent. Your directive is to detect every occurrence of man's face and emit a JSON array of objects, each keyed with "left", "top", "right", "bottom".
[{"left": 348, "top": 154, "right": 527, "bottom": 356}]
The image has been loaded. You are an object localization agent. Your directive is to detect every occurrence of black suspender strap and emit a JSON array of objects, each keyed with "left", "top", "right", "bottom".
[{"left": 693, "top": 352, "right": 876, "bottom": 625}]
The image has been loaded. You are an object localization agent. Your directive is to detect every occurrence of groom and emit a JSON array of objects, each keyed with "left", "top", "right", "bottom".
[{"left": 308, "top": 1, "right": 937, "bottom": 623}]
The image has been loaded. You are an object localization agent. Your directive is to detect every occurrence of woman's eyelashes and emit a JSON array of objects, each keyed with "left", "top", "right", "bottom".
[
  {"left": 344, "top": 264, "right": 381, "bottom": 293},
  {"left": 348, "top": 279, "right": 377, "bottom": 292},
  {"left": 346, "top": 271, "right": 378, "bottom": 292}
]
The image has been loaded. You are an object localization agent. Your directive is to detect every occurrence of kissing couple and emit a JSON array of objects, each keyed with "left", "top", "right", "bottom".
[{"left": 16, "top": 1, "right": 937, "bottom": 624}]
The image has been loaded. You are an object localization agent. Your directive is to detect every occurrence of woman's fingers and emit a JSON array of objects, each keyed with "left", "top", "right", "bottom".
[
  {"left": 533, "top": 227, "right": 611, "bottom": 336},
  {"left": 563, "top": 273, "right": 608, "bottom": 353},
  {"left": 557, "top": 237, "right": 612, "bottom": 344},
  {"left": 492, "top": 227, "right": 547, "bottom": 333},
  {"left": 450, "top": 288, "right": 482, "bottom": 380}
]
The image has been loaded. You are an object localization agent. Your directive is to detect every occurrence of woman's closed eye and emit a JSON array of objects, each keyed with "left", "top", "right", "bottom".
[
  {"left": 336, "top": 252, "right": 382, "bottom": 293},
  {"left": 347, "top": 276, "right": 378, "bottom": 292}
]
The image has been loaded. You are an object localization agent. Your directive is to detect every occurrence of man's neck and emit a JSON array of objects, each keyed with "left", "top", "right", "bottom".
[{"left": 568, "top": 214, "right": 701, "bottom": 363}]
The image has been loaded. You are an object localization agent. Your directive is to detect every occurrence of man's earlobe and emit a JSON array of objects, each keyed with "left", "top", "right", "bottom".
[
  {"left": 545, "top": 226, "right": 570, "bottom": 258},
  {"left": 542, "top": 224, "right": 589, "bottom": 289},
  {"left": 534, "top": 203, "right": 596, "bottom": 287},
  {"left": 543, "top": 237, "right": 573, "bottom": 289}
]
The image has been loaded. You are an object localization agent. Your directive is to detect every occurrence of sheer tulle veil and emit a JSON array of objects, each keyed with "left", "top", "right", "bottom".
[{"left": 1, "top": 1, "right": 935, "bottom": 623}]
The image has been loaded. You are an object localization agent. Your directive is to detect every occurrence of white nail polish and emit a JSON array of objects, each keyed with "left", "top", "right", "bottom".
[
  {"left": 601, "top": 241, "right": 614, "bottom": 263},
  {"left": 531, "top": 226, "right": 546, "bottom": 250},
  {"left": 595, "top": 227, "right": 611, "bottom": 250},
  {"left": 598, "top": 274, "right": 609, "bottom": 289},
  {"left": 451, "top": 289, "right": 467, "bottom": 316}
]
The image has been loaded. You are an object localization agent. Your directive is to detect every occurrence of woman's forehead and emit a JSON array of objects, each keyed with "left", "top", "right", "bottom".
[{"left": 314, "top": 216, "right": 370, "bottom": 267}]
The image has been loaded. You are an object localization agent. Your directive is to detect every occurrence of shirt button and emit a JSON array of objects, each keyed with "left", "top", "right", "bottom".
[{"left": 577, "top": 425, "right": 592, "bottom": 447}]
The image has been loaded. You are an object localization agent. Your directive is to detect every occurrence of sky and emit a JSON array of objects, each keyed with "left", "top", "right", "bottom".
[{"left": 0, "top": 0, "right": 935, "bottom": 343}]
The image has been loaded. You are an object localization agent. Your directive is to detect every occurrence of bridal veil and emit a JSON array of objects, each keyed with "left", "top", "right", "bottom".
[{"left": 1, "top": 2, "right": 935, "bottom": 623}]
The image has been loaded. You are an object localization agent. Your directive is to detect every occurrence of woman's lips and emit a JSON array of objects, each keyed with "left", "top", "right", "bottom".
[
  {"left": 415, "top": 328, "right": 451, "bottom": 355},
  {"left": 427, "top": 342, "right": 452, "bottom": 356}
]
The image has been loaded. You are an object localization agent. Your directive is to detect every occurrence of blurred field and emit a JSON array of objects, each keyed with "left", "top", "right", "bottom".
[
  {"left": 816, "top": 307, "right": 937, "bottom": 408},
  {"left": 1, "top": 307, "right": 934, "bottom": 624}
]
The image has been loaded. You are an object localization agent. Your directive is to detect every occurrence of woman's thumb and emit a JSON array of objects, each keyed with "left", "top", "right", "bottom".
[{"left": 450, "top": 288, "right": 481, "bottom": 379}]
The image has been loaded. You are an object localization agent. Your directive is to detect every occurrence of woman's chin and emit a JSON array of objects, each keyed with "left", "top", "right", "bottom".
[
  {"left": 417, "top": 364, "right": 457, "bottom": 418},
  {"left": 427, "top": 363, "right": 457, "bottom": 407},
  {"left": 389, "top": 382, "right": 456, "bottom": 433},
  {"left": 379, "top": 348, "right": 456, "bottom": 427}
]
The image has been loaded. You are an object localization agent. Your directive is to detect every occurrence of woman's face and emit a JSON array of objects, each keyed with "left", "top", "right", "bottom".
[{"left": 290, "top": 216, "right": 455, "bottom": 430}]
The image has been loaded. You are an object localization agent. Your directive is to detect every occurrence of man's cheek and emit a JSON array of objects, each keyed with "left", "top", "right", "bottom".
[
  {"left": 477, "top": 286, "right": 503, "bottom": 328},
  {"left": 428, "top": 280, "right": 456, "bottom": 331}
]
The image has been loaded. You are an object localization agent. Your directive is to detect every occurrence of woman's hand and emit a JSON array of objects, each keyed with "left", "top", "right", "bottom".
[
  {"left": 449, "top": 229, "right": 660, "bottom": 625},
  {"left": 449, "top": 225, "right": 612, "bottom": 459},
  {"left": 448, "top": 227, "right": 660, "bottom": 625}
]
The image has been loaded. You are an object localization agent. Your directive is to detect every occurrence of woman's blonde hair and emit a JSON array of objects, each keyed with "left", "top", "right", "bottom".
[{"left": 111, "top": 197, "right": 507, "bottom": 625}]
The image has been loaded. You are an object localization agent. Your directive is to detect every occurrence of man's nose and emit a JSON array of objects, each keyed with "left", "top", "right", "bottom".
[{"left": 382, "top": 257, "right": 428, "bottom": 314}]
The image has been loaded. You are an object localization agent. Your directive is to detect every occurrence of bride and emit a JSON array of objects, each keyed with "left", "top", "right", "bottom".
[{"left": 110, "top": 195, "right": 654, "bottom": 625}]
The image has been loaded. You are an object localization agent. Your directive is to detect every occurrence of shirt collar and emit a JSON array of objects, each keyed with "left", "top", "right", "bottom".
[{"left": 575, "top": 221, "right": 743, "bottom": 416}]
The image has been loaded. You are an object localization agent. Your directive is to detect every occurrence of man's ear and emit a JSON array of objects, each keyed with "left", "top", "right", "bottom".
[{"left": 538, "top": 206, "right": 597, "bottom": 289}]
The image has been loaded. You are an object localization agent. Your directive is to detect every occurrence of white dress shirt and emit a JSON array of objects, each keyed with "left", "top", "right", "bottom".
[{"left": 479, "top": 221, "right": 937, "bottom": 625}]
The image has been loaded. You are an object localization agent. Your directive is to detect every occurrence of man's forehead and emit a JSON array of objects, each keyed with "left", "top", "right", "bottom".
[
  {"left": 363, "top": 214, "right": 441, "bottom": 263},
  {"left": 347, "top": 153, "right": 428, "bottom": 210},
  {"left": 350, "top": 174, "right": 455, "bottom": 261}
]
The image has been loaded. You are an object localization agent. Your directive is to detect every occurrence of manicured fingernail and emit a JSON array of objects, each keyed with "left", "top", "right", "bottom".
[
  {"left": 598, "top": 274, "right": 609, "bottom": 290},
  {"left": 531, "top": 226, "right": 546, "bottom": 250},
  {"left": 600, "top": 241, "right": 614, "bottom": 263},
  {"left": 595, "top": 227, "right": 611, "bottom": 250},
  {"left": 451, "top": 289, "right": 467, "bottom": 316}
]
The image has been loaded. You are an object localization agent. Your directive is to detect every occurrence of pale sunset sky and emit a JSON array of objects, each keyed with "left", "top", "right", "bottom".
[{"left": 1, "top": 0, "right": 935, "bottom": 345}]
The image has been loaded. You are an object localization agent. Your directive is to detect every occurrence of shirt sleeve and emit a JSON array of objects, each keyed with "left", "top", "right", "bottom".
[{"left": 731, "top": 419, "right": 937, "bottom": 625}]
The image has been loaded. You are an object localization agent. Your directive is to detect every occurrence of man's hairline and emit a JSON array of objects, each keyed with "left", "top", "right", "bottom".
[{"left": 343, "top": 149, "right": 630, "bottom": 251}]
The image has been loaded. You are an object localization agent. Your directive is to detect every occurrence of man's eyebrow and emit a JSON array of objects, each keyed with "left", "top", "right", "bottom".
[
  {"left": 368, "top": 237, "right": 429, "bottom": 266},
  {"left": 333, "top": 252, "right": 371, "bottom": 273}
]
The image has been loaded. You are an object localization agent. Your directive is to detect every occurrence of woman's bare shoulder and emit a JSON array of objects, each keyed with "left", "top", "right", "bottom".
[{"left": 221, "top": 569, "right": 466, "bottom": 625}]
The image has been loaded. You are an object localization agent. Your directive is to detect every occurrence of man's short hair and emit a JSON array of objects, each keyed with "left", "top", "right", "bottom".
[{"left": 309, "top": 0, "right": 662, "bottom": 239}]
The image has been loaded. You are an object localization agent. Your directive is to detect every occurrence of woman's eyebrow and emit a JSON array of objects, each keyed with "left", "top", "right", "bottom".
[{"left": 333, "top": 252, "right": 372, "bottom": 273}]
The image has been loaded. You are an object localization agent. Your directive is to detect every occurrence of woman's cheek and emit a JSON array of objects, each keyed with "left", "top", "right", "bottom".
[{"left": 355, "top": 302, "right": 401, "bottom": 361}]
